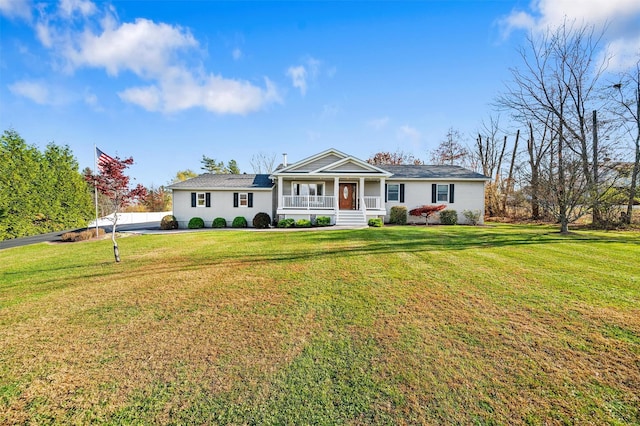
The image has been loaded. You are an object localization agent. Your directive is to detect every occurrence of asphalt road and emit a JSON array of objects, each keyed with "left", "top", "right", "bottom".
[{"left": 0, "top": 222, "right": 160, "bottom": 250}]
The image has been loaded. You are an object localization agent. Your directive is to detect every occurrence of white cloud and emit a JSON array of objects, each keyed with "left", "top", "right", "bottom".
[
  {"left": 9, "top": 80, "right": 50, "bottom": 104},
  {"left": 287, "top": 65, "right": 308, "bottom": 95},
  {"left": 0, "top": 0, "right": 32, "bottom": 20},
  {"left": 367, "top": 116, "right": 389, "bottom": 130},
  {"left": 18, "top": 0, "right": 281, "bottom": 115},
  {"left": 286, "top": 56, "right": 323, "bottom": 95},
  {"left": 500, "top": 0, "right": 640, "bottom": 72},
  {"left": 397, "top": 125, "right": 421, "bottom": 142}
]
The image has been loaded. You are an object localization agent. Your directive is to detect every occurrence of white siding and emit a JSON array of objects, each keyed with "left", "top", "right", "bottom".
[
  {"left": 384, "top": 181, "right": 485, "bottom": 224},
  {"left": 172, "top": 189, "right": 273, "bottom": 228}
]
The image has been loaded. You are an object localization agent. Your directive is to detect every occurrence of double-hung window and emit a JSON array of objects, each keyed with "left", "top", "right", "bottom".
[
  {"left": 197, "top": 193, "right": 206, "bottom": 207},
  {"left": 293, "top": 183, "right": 324, "bottom": 197},
  {"left": 387, "top": 184, "right": 400, "bottom": 202},
  {"left": 191, "top": 192, "right": 211, "bottom": 208},
  {"left": 437, "top": 185, "right": 449, "bottom": 202},
  {"left": 239, "top": 193, "right": 248, "bottom": 207}
]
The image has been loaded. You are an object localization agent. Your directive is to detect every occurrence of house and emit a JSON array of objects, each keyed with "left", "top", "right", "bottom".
[{"left": 168, "top": 148, "right": 490, "bottom": 227}]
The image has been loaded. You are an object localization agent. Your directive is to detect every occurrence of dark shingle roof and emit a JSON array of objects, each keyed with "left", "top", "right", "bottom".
[
  {"left": 167, "top": 174, "right": 273, "bottom": 190},
  {"left": 380, "top": 164, "right": 490, "bottom": 180}
]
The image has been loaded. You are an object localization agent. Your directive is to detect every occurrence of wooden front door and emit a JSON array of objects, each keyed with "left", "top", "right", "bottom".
[{"left": 339, "top": 183, "right": 356, "bottom": 210}]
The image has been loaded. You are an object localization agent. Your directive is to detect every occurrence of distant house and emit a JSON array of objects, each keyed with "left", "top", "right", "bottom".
[{"left": 168, "top": 148, "right": 490, "bottom": 227}]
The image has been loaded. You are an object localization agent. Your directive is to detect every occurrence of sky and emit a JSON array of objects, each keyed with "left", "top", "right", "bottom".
[{"left": 1, "top": 0, "right": 639, "bottom": 187}]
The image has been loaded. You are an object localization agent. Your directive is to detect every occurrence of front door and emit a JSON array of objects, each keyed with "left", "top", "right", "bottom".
[{"left": 339, "top": 183, "right": 357, "bottom": 210}]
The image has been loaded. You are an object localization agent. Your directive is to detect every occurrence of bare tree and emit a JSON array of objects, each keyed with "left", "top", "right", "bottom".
[
  {"left": 367, "top": 150, "right": 424, "bottom": 165},
  {"left": 251, "top": 152, "right": 277, "bottom": 174},
  {"left": 610, "top": 62, "right": 640, "bottom": 224},
  {"left": 430, "top": 127, "right": 469, "bottom": 166},
  {"left": 498, "top": 21, "right": 610, "bottom": 232}
]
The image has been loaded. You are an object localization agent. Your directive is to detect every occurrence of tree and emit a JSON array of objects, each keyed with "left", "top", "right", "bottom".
[
  {"left": 0, "top": 130, "right": 92, "bottom": 240},
  {"left": 610, "top": 62, "right": 640, "bottom": 224},
  {"left": 173, "top": 169, "right": 198, "bottom": 183},
  {"left": 498, "top": 21, "right": 611, "bottom": 232},
  {"left": 201, "top": 155, "right": 240, "bottom": 174},
  {"left": 409, "top": 205, "right": 446, "bottom": 225},
  {"left": 142, "top": 185, "right": 172, "bottom": 212},
  {"left": 367, "top": 150, "right": 424, "bottom": 165},
  {"left": 85, "top": 154, "right": 146, "bottom": 262},
  {"left": 473, "top": 117, "right": 508, "bottom": 216},
  {"left": 429, "top": 128, "right": 469, "bottom": 166},
  {"left": 250, "top": 152, "right": 277, "bottom": 173}
]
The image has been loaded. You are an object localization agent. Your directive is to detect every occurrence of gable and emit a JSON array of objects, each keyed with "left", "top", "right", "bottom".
[
  {"left": 287, "top": 153, "right": 344, "bottom": 172},
  {"left": 322, "top": 159, "right": 378, "bottom": 173}
]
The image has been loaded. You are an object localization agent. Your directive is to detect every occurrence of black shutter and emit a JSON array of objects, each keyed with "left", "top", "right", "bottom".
[
  {"left": 449, "top": 184, "right": 455, "bottom": 203},
  {"left": 233, "top": 192, "right": 239, "bottom": 207},
  {"left": 191, "top": 192, "right": 196, "bottom": 207},
  {"left": 431, "top": 184, "right": 437, "bottom": 203},
  {"left": 384, "top": 184, "right": 387, "bottom": 202},
  {"left": 400, "top": 184, "right": 405, "bottom": 203},
  {"left": 205, "top": 192, "right": 211, "bottom": 207},
  {"left": 248, "top": 193, "right": 253, "bottom": 208}
]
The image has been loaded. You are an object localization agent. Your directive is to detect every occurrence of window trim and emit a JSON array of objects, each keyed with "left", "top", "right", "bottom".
[
  {"left": 387, "top": 183, "right": 400, "bottom": 202},
  {"left": 196, "top": 192, "right": 207, "bottom": 207},
  {"left": 239, "top": 192, "right": 248, "bottom": 207},
  {"left": 437, "top": 184, "right": 449, "bottom": 202}
]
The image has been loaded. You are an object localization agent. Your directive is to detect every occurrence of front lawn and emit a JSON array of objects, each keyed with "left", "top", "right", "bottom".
[{"left": 1, "top": 224, "right": 638, "bottom": 424}]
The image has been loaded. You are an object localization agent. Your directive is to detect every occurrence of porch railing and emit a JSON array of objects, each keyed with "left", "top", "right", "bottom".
[
  {"left": 363, "top": 196, "right": 382, "bottom": 210},
  {"left": 283, "top": 195, "right": 335, "bottom": 209}
]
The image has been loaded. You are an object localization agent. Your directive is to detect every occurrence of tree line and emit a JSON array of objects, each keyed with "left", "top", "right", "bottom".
[{"left": 0, "top": 130, "right": 94, "bottom": 240}]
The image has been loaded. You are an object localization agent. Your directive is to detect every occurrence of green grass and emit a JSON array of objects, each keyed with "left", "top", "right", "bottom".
[{"left": 1, "top": 224, "right": 639, "bottom": 424}]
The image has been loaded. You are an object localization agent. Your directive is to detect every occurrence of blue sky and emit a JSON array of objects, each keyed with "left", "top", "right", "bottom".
[{"left": 1, "top": 0, "right": 639, "bottom": 187}]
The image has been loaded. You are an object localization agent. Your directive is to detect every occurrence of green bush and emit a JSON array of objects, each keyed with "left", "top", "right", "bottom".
[
  {"left": 295, "top": 219, "right": 312, "bottom": 228},
  {"left": 277, "top": 218, "right": 295, "bottom": 228},
  {"left": 368, "top": 218, "right": 383, "bottom": 227},
  {"left": 389, "top": 206, "right": 407, "bottom": 225},
  {"left": 315, "top": 216, "right": 331, "bottom": 227},
  {"left": 212, "top": 217, "right": 227, "bottom": 228},
  {"left": 188, "top": 217, "right": 205, "bottom": 229},
  {"left": 462, "top": 210, "right": 481, "bottom": 225},
  {"left": 252, "top": 212, "right": 271, "bottom": 229},
  {"left": 232, "top": 216, "right": 248, "bottom": 228},
  {"left": 160, "top": 215, "right": 178, "bottom": 230},
  {"left": 439, "top": 210, "right": 458, "bottom": 225}
]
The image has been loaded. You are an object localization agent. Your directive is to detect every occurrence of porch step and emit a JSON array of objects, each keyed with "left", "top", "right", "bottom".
[{"left": 336, "top": 210, "right": 367, "bottom": 226}]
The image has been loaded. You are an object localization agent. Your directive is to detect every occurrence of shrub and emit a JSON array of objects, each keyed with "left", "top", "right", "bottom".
[
  {"left": 389, "top": 206, "right": 407, "bottom": 225},
  {"left": 439, "top": 210, "right": 458, "bottom": 225},
  {"left": 232, "top": 216, "right": 248, "bottom": 228},
  {"left": 212, "top": 217, "right": 227, "bottom": 228},
  {"left": 368, "top": 218, "right": 383, "bottom": 227},
  {"left": 61, "top": 228, "right": 106, "bottom": 242},
  {"left": 277, "top": 218, "right": 295, "bottom": 228},
  {"left": 315, "top": 216, "right": 331, "bottom": 227},
  {"left": 295, "top": 219, "right": 312, "bottom": 228},
  {"left": 462, "top": 209, "right": 481, "bottom": 225},
  {"left": 188, "top": 217, "right": 205, "bottom": 229},
  {"left": 252, "top": 212, "right": 271, "bottom": 229},
  {"left": 409, "top": 205, "right": 446, "bottom": 225},
  {"left": 160, "top": 215, "right": 178, "bottom": 230}
]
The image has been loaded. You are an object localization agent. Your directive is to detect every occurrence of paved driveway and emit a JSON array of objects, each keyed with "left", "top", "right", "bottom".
[{"left": 0, "top": 222, "right": 160, "bottom": 250}]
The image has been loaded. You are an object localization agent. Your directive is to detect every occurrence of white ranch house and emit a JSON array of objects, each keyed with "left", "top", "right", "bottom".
[{"left": 168, "top": 148, "right": 490, "bottom": 227}]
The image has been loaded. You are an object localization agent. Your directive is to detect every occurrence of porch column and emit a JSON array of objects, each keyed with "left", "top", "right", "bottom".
[
  {"left": 278, "top": 176, "right": 283, "bottom": 210},
  {"left": 380, "top": 178, "right": 385, "bottom": 210},
  {"left": 334, "top": 177, "right": 339, "bottom": 214},
  {"left": 359, "top": 177, "right": 365, "bottom": 211}
]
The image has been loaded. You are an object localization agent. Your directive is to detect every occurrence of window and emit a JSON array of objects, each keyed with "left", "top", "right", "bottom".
[
  {"left": 239, "top": 193, "right": 248, "bottom": 207},
  {"left": 437, "top": 185, "right": 449, "bottom": 202},
  {"left": 387, "top": 184, "right": 400, "bottom": 202},
  {"left": 191, "top": 192, "right": 211, "bottom": 207},
  {"left": 293, "top": 183, "right": 324, "bottom": 196},
  {"left": 234, "top": 192, "right": 253, "bottom": 208}
]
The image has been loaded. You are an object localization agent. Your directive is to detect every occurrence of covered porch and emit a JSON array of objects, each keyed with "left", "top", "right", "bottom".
[{"left": 275, "top": 176, "right": 387, "bottom": 224}]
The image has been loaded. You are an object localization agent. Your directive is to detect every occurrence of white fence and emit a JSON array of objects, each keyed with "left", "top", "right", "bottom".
[{"left": 88, "top": 211, "right": 172, "bottom": 227}]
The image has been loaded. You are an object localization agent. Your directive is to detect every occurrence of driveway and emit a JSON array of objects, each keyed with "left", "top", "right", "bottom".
[{"left": 0, "top": 222, "right": 161, "bottom": 250}]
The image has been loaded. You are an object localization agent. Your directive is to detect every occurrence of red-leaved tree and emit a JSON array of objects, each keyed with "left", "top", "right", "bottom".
[
  {"left": 86, "top": 155, "right": 146, "bottom": 262},
  {"left": 409, "top": 205, "right": 446, "bottom": 225}
]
